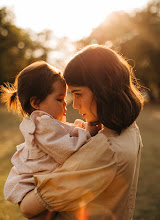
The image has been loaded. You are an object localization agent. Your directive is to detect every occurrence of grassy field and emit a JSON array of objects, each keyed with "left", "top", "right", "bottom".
[{"left": 0, "top": 103, "right": 160, "bottom": 220}]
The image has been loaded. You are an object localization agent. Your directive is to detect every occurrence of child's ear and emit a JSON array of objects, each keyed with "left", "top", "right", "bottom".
[{"left": 30, "top": 97, "right": 40, "bottom": 110}]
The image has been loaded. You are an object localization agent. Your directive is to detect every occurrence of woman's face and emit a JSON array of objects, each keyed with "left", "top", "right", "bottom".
[{"left": 68, "top": 85, "right": 98, "bottom": 122}]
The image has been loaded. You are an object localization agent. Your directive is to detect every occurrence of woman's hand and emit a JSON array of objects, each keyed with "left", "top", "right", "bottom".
[
  {"left": 20, "top": 190, "right": 46, "bottom": 219},
  {"left": 27, "top": 210, "right": 51, "bottom": 220}
]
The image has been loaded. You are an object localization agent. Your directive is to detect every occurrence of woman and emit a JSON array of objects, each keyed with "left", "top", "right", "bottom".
[{"left": 20, "top": 44, "right": 144, "bottom": 220}]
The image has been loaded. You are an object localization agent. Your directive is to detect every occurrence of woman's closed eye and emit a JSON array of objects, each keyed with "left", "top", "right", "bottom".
[{"left": 74, "top": 93, "right": 81, "bottom": 97}]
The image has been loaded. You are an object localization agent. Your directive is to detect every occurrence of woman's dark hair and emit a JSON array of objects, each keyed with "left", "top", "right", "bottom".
[
  {"left": 0, "top": 61, "right": 65, "bottom": 116},
  {"left": 64, "top": 44, "right": 145, "bottom": 134}
]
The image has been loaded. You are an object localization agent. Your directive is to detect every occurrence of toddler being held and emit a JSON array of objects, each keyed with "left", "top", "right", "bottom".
[{"left": 1, "top": 61, "right": 97, "bottom": 205}]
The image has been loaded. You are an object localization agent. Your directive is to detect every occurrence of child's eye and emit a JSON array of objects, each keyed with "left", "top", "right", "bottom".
[{"left": 57, "top": 99, "right": 63, "bottom": 102}]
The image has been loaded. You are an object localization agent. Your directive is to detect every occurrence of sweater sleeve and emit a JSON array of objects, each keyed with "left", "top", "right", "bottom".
[
  {"left": 34, "top": 114, "right": 91, "bottom": 164},
  {"left": 34, "top": 132, "right": 117, "bottom": 211}
]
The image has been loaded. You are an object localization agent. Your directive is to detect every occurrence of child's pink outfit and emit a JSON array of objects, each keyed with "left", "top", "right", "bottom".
[{"left": 4, "top": 110, "right": 91, "bottom": 204}]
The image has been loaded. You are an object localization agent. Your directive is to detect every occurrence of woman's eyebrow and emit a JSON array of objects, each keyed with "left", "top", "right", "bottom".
[{"left": 71, "top": 89, "right": 81, "bottom": 93}]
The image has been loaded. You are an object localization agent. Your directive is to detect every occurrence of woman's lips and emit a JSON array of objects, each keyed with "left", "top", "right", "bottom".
[{"left": 81, "top": 114, "right": 86, "bottom": 118}]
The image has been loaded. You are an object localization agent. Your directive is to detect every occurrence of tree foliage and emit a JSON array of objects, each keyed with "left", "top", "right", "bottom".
[
  {"left": 0, "top": 7, "right": 50, "bottom": 84},
  {"left": 76, "top": 0, "right": 160, "bottom": 101}
]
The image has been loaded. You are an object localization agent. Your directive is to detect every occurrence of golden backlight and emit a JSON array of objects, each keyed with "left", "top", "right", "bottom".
[{"left": 0, "top": 0, "right": 149, "bottom": 41}]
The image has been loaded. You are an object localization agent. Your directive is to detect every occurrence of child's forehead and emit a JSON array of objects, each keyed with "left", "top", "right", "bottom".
[
  {"left": 52, "top": 80, "right": 66, "bottom": 95},
  {"left": 52, "top": 80, "right": 66, "bottom": 87}
]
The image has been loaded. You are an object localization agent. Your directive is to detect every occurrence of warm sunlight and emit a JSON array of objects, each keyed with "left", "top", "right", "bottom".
[{"left": 0, "top": 0, "right": 150, "bottom": 41}]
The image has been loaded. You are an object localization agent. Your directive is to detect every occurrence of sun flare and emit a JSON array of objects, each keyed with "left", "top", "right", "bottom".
[{"left": 0, "top": 0, "right": 150, "bottom": 41}]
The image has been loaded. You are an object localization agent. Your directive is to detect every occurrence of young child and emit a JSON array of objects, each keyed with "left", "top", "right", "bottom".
[{"left": 1, "top": 61, "right": 96, "bottom": 205}]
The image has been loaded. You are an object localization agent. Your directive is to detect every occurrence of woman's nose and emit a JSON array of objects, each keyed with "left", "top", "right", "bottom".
[{"left": 73, "top": 98, "right": 80, "bottom": 109}]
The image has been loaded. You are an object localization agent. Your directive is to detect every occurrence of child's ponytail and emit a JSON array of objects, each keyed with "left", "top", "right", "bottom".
[{"left": 0, "top": 82, "right": 21, "bottom": 115}]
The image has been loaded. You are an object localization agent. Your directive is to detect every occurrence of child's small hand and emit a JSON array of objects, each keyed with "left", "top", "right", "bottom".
[
  {"left": 74, "top": 119, "right": 102, "bottom": 136},
  {"left": 74, "top": 119, "right": 86, "bottom": 129},
  {"left": 61, "top": 115, "right": 66, "bottom": 122}
]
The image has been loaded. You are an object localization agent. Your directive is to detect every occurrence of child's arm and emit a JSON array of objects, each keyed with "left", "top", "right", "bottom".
[{"left": 34, "top": 114, "right": 91, "bottom": 165}]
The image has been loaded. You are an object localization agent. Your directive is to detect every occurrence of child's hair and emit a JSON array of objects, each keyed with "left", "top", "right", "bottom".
[
  {"left": 0, "top": 61, "right": 65, "bottom": 116},
  {"left": 64, "top": 44, "right": 145, "bottom": 134}
]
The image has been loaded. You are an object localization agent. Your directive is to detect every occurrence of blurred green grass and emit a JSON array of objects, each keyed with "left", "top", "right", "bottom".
[{"left": 0, "top": 103, "right": 160, "bottom": 219}]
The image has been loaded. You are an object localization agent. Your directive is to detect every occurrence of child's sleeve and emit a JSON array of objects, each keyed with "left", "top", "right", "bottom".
[{"left": 35, "top": 115, "right": 91, "bottom": 165}]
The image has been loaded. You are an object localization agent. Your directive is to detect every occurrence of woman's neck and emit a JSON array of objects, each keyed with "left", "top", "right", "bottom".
[{"left": 101, "top": 126, "right": 118, "bottom": 137}]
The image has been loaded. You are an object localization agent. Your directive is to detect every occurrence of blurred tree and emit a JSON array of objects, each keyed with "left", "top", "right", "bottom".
[
  {"left": 0, "top": 7, "right": 50, "bottom": 84},
  {"left": 119, "top": 0, "right": 160, "bottom": 101},
  {"left": 76, "top": 0, "right": 160, "bottom": 101}
]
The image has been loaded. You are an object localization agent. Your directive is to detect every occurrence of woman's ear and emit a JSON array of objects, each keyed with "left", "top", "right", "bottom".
[{"left": 30, "top": 97, "right": 40, "bottom": 110}]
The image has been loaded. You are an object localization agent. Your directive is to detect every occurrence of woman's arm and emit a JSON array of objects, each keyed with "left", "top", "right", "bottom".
[
  {"left": 20, "top": 190, "right": 46, "bottom": 218},
  {"left": 20, "top": 132, "right": 116, "bottom": 215}
]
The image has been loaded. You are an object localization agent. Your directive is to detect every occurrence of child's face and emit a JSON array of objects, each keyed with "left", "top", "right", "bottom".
[{"left": 38, "top": 80, "right": 67, "bottom": 121}]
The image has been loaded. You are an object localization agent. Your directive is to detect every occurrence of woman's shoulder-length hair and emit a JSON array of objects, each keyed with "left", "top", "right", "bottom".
[{"left": 64, "top": 44, "right": 145, "bottom": 134}]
